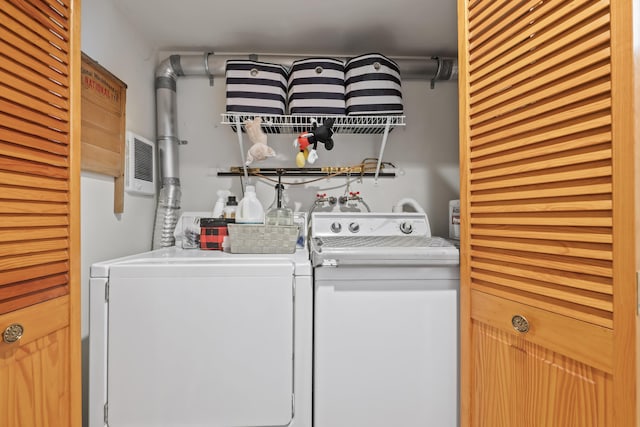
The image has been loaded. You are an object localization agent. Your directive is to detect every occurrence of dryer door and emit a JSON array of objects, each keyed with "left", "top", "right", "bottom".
[{"left": 106, "top": 259, "right": 295, "bottom": 427}]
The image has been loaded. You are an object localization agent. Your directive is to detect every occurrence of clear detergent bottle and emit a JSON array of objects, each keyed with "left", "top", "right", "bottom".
[{"left": 235, "top": 185, "right": 264, "bottom": 224}]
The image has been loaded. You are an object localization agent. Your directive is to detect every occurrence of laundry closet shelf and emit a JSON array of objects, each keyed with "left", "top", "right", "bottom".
[
  {"left": 221, "top": 113, "right": 406, "bottom": 183},
  {"left": 220, "top": 113, "right": 406, "bottom": 135}
]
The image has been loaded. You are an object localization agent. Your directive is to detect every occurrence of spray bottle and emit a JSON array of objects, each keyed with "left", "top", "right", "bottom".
[{"left": 212, "top": 190, "right": 230, "bottom": 218}]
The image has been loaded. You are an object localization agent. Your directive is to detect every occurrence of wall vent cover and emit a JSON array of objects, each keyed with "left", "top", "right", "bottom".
[{"left": 125, "top": 131, "right": 156, "bottom": 195}]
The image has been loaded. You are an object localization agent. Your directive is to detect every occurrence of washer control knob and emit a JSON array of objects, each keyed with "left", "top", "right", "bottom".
[
  {"left": 348, "top": 222, "right": 360, "bottom": 233},
  {"left": 400, "top": 222, "right": 413, "bottom": 234},
  {"left": 330, "top": 222, "right": 342, "bottom": 233}
]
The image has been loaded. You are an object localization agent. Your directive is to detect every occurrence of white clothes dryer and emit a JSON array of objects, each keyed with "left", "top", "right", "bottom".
[{"left": 89, "top": 246, "right": 312, "bottom": 427}]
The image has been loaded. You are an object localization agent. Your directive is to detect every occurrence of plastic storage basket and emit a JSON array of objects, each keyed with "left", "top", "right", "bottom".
[
  {"left": 227, "top": 224, "right": 299, "bottom": 254},
  {"left": 345, "top": 53, "right": 403, "bottom": 115},
  {"left": 288, "top": 58, "right": 346, "bottom": 115},
  {"left": 225, "top": 60, "right": 288, "bottom": 116}
]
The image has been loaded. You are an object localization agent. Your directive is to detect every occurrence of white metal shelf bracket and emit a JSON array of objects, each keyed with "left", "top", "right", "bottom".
[
  {"left": 374, "top": 118, "right": 392, "bottom": 184},
  {"left": 234, "top": 115, "right": 249, "bottom": 184}
]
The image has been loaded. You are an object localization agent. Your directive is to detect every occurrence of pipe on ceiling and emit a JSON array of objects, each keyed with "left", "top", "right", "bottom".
[
  {"left": 152, "top": 52, "right": 458, "bottom": 248},
  {"left": 199, "top": 52, "right": 457, "bottom": 81}
]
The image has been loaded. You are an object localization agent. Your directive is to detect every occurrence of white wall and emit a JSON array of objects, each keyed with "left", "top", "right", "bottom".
[
  {"left": 81, "top": 1, "right": 157, "bottom": 424},
  {"left": 171, "top": 63, "right": 459, "bottom": 236}
]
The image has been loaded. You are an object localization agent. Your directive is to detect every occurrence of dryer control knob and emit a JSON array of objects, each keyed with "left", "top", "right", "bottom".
[
  {"left": 400, "top": 222, "right": 413, "bottom": 234},
  {"left": 330, "top": 222, "right": 342, "bottom": 233},
  {"left": 348, "top": 222, "right": 360, "bottom": 233}
]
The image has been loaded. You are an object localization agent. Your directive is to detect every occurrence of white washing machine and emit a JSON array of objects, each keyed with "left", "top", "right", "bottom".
[
  {"left": 89, "top": 246, "right": 312, "bottom": 427},
  {"left": 310, "top": 212, "right": 460, "bottom": 427}
]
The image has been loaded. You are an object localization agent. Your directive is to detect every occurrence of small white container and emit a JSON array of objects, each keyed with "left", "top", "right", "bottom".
[
  {"left": 223, "top": 195, "right": 238, "bottom": 219},
  {"left": 236, "top": 185, "right": 265, "bottom": 224}
]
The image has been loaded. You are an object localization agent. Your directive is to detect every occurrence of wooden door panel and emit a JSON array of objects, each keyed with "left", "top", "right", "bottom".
[
  {"left": 0, "top": 0, "right": 80, "bottom": 424},
  {"left": 0, "top": 296, "right": 71, "bottom": 427},
  {"left": 0, "top": 0, "right": 74, "bottom": 315},
  {"left": 462, "top": 0, "right": 614, "bottom": 330},
  {"left": 472, "top": 320, "right": 612, "bottom": 427},
  {"left": 459, "top": 0, "right": 638, "bottom": 424}
]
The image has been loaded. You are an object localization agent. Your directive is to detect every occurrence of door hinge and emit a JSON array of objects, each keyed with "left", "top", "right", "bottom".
[
  {"left": 105, "top": 280, "right": 109, "bottom": 303},
  {"left": 104, "top": 402, "right": 109, "bottom": 425}
]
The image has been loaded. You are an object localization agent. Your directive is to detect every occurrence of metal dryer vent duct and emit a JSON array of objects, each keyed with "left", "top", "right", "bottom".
[{"left": 152, "top": 53, "right": 458, "bottom": 248}]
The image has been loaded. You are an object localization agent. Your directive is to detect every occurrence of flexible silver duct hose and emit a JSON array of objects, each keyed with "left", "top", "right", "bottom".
[
  {"left": 152, "top": 178, "right": 181, "bottom": 248},
  {"left": 152, "top": 55, "right": 186, "bottom": 248}
]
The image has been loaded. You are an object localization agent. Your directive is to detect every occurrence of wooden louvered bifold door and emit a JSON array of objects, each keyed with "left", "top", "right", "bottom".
[
  {"left": 458, "top": 0, "right": 631, "bottom": 426},
  {"left": 467, "top": 0, "right": 613, "bottom": 327},
  {"left": 0, "top": 0, "right": 72, "bottom": 315}
]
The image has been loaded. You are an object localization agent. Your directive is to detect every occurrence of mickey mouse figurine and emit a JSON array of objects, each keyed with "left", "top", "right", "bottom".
[{"left": 293, "top": 118, "right": 335, "bottom": 167}]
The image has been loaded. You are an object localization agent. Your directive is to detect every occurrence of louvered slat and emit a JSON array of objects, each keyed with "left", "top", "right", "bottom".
[
  {"left": 469, "top": 0, "right": 559, "bottom": 54},
  {"left": 0, "top": 156, "right": 67, "bottom": 178},
  {"left": 0, "top": 9, "right": 68, "bottom": 64},
  {"left": 467, "top": 0, "right": 511, "bottom": 34},
  {"left": 1, "top": 129, "right": 69, "bottom": 155},
  {"left": 0, "top": 260, "right": 68, "bottom": 286},
  {"left": 471, "top": 25, "right": 610, "bottom": 103},
  {"left": 470, "top": 196, "right": 611, "bottom": 213},
  {"left": 471, "top": 3, "right": 609, "bottom": 87},
  {"left": 0, "top": 249, "right": 69, "bottom": 271},
  {"left": 471, "top": 269, "right": 612, "bottom": 312},
  {"left": 472, "top": 258, "right": 612, "bottom": 294},
  {"left": 471, "top": 178, "right": 611, "bottom": 202},
  {"left": 470, "top": 128, "right": 611, "bottom": 168},
  {"left": 471, "top": 211, "right": 612, "bottom": 227},
  {"left": 471, "top": 79, "right": 610, "bottom": 137},
  {"left": 471, "top": 97, "right": 611, "bottom": 146},
  {"left": 0, "top": 70, "right": 68, "bottom": 110},
  {"left": 0, "top": 25, "right": 68, "bottom": 75},
  {"left": 465, "top": 1, "right": 613, "bottom": 326},
  {"left": 0, "top": 170, "right": 67, "bottom": 190},
  {"left": 472, "top": 145, "right": 611, "bottom": 180},
  {"left": 0, "top": 200, "right": 68, "bottom": 214},
  {"left": 0, "top": 56, "right": 68, "bottom": 97},
  {"left": 0, "top": 272, "right": 68, "bottom": 301},
  {"left": 0, "top": 187, "right": 67, "bottom": 202},
  {"left": 10, "top": 0, "right": 69, "bottom": 40},
  {"left": 472, "top": 225, "right": 612, "bottom": 244},
  {"left": 0, "top": 0, "right": 71, "bottom": 314},
  {"left": 0, "top": 227, "right": 68, "bottom": 242},
  {"left": 471, "top": 1, "right": 607, "bottom": 75}
]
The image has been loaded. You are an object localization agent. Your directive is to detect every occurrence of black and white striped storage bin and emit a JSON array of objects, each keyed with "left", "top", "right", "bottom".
[
  {"left": 288, "top": 58, "right": 345, "bottom": 115},
  {"left": 225, "top": 60, "right": 288, "bottom": 115},
  {"left": 345, "top": 53, "right": 403, "bottom": 115}
]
